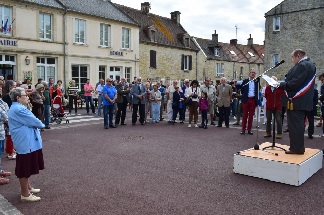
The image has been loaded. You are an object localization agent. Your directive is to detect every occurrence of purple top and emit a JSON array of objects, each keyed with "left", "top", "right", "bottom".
[{"left": 199, "top": 98, "right": 208, "bottom": 111}]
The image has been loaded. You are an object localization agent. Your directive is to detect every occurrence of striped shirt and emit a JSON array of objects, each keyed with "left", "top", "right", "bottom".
[{"left": 68, "top": 86, "right": 79, "bottom": 96}]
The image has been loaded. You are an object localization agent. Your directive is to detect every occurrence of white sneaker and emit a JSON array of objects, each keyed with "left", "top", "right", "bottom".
[
  {"left": 8, "top": 154, "right": 16, "bottom": 160},
  {"left": 188, "top": 124, "right": 192, "bottom": 128},
  {"left": 233, "top": 116, "right": 236, "bottom": 120},
  {"left": 21, "top": 193, "right": 41, "bottom": 202},
  {"left": 195, "top": 124, "right": 199, "bottom": 128},
  {"left": 30, "top": 188, "right": 41, "bottom": 194}
]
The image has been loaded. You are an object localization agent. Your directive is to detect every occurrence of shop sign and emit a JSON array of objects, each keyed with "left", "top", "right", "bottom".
[
  {"left": 110, "top": 51, "right": 123, "bottom": 56},
  {"left": 0, "top": 39, "right": 18, "bottom": 46}
]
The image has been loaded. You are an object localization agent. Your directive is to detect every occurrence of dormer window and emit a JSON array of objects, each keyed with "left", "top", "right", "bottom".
[
  {"left": 248, "top": 51, "right": 255, "bottom": 57},
  {"left": 184, "top": 38, "right": 190, "bottom": 48},
  {"left": 145, "top": 25, "right": 157, "bottom": 43},
  {"left": 230, "top": 50, "right": 236, "bottom": 56},
  {"left": 150, "top": 29, "right": 156, "bottom": 42},
  {"left": 178, "top": 33, "right": 190, "bottom": 48},
  {"left": 214, "top": 48, "right": 220, "bottom": 57}
]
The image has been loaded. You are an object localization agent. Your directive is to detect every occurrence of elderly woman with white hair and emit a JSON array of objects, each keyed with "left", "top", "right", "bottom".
[{"left": 8, "top": 87, "right": 45, "bottom": 202}]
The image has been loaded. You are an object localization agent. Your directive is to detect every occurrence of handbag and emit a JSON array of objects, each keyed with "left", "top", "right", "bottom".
[{"left": 185, "top": 97, "right": 192, "bottom": 106}]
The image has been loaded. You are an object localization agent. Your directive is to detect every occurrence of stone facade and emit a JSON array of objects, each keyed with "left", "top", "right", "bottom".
[
  {"left": 139, "top": 43, "right": 197, "bottom": 84},
  {"left": 264, "top": 0, "right": 324, "bottom": 83}
]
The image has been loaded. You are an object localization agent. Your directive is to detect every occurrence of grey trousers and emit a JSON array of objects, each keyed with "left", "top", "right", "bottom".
[
  {"left": 287, "top": 110, "right": 305, "bottom": 153},
  {"left": 266, "top": 110, "right": 282, "bottom": 135}
]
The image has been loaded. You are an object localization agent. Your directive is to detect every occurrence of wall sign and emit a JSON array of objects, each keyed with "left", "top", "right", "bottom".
[
  {"left": 0, "top": 39, "right": 17, "bottom": 46},
  {"left": 110, "top": 51, "right": 123, "bottom": 56}
]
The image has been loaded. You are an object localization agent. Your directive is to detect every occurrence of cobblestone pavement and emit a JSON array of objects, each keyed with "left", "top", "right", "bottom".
[{"left": 0, "top": 108, "right": 323, "bottom": 215}]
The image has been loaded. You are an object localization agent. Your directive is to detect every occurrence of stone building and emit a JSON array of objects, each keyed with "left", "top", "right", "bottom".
[
  {"left": 264, "top": 0, "right": 324, "bottom": 82},
  {"left": 194, "top": 31, "right": 264, "bottom": 82},
  {"left": 116, "top": 2, "right": 200, "bottom": 84},
  {"left": 0, "top": 0, "right": 139, "bottom": 90}
]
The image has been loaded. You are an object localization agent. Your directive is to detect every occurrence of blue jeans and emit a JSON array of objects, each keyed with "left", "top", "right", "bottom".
[
  {"left": 85, "top": 96, "right": 95, "bottom": 114},
  {"left": 0, "top": 139, "right": 4, "bottom": 171},
  {"left": 103, "top": 105, "right": 114, "bottom": 126},
  {"left": 43, "top": 104, "right": 50, "bottom": 126},
  {"left": 151, "top": 103, "right": 160, "bottom": 122},
  {"left": 97, "top": 95, "right": 103, "bottom": 116}
]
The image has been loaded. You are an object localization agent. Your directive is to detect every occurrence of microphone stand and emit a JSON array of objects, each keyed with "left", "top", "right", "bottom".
[
  {"left": 246, "top": 60, "right": 285, "bottom": 151},
  {"left": 262, "top": 86, "right": 286, "bottom": 152}
]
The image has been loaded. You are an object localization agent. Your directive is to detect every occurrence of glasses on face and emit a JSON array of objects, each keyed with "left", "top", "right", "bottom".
[
  {"left": 20, "top": 94, "right": 28, "bottom": 97},
  {"left": 107, "top": 81, "right": 112, "bottom": 83}
]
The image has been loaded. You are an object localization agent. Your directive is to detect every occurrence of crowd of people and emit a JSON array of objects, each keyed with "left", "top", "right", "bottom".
[{"left": 0, "top": 49, "right": 322, "bottom": 202}]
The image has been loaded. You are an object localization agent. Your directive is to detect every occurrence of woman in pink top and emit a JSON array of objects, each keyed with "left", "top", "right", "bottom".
[{"left": 83, "top": 79, "right": 96, "bottom": 115}]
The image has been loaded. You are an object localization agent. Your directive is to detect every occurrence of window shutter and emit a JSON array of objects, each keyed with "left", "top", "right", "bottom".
[
  {"left": 181, "top": 54, "right": 184, "bottom": 70},
  {"left": 189, "top": 55, "right": 192, "bottom": 70},
  {"left": 150, "top": 50, "right": 156, "bottom": 68}
]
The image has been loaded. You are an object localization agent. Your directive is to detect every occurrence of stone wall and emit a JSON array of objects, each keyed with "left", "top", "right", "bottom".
[{"left": 265, "top": 0, "right": 324, "bottom": 83}]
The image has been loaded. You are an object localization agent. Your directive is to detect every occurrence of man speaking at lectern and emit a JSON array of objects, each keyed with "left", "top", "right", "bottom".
[{"left": 279, "top": 49, "right": 316, "bottom": 155}]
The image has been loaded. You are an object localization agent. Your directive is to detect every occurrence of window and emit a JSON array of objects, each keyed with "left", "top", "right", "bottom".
[
  {"left": 110, "top": 66, "right": 121, "bottom": 81},
  {"left": 100, "top": 23, "right": 111, "bottom": 47},
  {"left": 99, "top": 66, "right": 106, "bottom": 81},
  {"left": 272, "top": 54, "right": 279, "bottom": 66},
  {"left": 122, "top": 27, "right": 130, "bottom": 49},
  {"left": 184, "top": 38, "right": 190, "bottom": 48},
  {"left": 72, "top": 65, "right": 88, "bottom": 91},
  {"left": 181, "top": 55, "right": 192, "bottom": 71},
  {"left": 230, "top": 50, "right": 236, "bottom": 56},
  {"left": 37, "top": 57, "right": 56, "bottom": 82},
  {"left": 74, "top": 19, "right": 86, "bottom": 44},
  {"left": 150, "top": 50, "right": 156, "bottom": 69},
  {"left": 214, "top": 48, "right": 220, "bottom": 57},
  {"left": 150, "top": 29, "right": 156, "bottom": 42},
  {"left": 248, "top": 51, "right": 255, "bottom": 57},
  {"left": 125, "top": 67, "right": 131, "bottom": 83},
  {"left": 240, "top": 67, "right": 243, "bottom": 80},
  {"left": 39, "top": 13, "right": 52, "bottom": 40},
  {"left": 273, "top": 17, "right": 280, "bottom": 31},
  {"left": 0, "top": 55, "right": 15, "bottom": 63},
  {"left": 216, "top": 63, "right": 224, "bottom": 77},
  {"left": 0, "top": 5, "right": 12, "bottom": 35}
]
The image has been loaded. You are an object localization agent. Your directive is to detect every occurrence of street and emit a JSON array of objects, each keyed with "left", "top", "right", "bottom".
[{"left": 0, "top": 108, "right": 324, "bottom": 215}]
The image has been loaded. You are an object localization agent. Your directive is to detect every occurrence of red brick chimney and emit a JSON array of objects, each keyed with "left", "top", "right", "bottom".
[
  {"left": 230, "top": 39, "right": 237, "bottom": 45},
  {"left": 247, "top": 34, "right": 253, "bottom": 46}
]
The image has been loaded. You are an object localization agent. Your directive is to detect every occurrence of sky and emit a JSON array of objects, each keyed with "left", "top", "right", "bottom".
[{"left": 114, "top": 0, "right": 283, "bottom": 45}]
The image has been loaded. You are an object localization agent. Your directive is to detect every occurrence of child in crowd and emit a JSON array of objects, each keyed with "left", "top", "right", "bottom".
[{"left": 199, "top": 92, "right": 209, "bottom": 129}]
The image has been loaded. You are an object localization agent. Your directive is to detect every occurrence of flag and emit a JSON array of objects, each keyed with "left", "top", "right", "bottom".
[
  {"left": 8, "top": 25, "right": 12, "bottom": 33},
  {"left": 3, "top": 19, "right": 8, "bottom": 33}
]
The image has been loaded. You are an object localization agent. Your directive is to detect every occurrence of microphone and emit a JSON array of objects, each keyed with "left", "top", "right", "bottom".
[{"left": 275, "top": 60, "right": 285, "bottom": 68}]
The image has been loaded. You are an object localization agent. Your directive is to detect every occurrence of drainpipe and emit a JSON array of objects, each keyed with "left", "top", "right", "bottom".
[
  {"left": 196, "top": 51, "right": 198, "bottom": 80},
  {"left": 63, "top": 9, "right": 67, "bottom": 89}
]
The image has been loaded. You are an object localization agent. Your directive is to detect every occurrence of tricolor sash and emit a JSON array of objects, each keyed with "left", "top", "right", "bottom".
[{"left": 285, "top": 73, "right": 316, "bottom": 110}]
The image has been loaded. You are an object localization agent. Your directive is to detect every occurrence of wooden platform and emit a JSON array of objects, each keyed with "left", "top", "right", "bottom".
[{"left": 233, "top": 142, "right": 323, "bottom": 186}]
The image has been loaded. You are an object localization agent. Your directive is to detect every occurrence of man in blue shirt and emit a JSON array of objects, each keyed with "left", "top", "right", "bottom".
[{"left": 102, "top": 78, "right": 117, "bottom": 129}]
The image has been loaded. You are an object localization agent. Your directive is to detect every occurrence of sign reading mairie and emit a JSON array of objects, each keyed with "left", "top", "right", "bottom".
[
  {"left": 0, "top": 39, "right": 18, "bottom": 46},
  {"left": 110, "top": 51, "right": 123, "bottom": 56}
]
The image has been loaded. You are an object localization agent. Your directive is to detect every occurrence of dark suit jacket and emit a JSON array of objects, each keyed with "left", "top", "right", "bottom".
[
  {"left": 116, "top": 83, "right": 130, "bottom": 103},
  {"left": 280, "top": 58, "right": 316, "bottom": 111},
  {"left": 240, "top": 78, "right": 259, "bottom": 105}
]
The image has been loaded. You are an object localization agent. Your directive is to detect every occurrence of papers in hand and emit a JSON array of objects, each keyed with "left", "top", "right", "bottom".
[{"left": 262, "top": 75, "right": 279, "bottom": 87}]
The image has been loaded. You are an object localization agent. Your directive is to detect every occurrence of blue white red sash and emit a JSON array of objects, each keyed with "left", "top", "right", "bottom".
[{"left": 284, "top": 73, "right": 316, "bottom": 100}]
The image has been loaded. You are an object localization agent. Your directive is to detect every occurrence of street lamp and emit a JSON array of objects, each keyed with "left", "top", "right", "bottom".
[{"left": 25, "top": 56, "right": 31, "bottom": 65}]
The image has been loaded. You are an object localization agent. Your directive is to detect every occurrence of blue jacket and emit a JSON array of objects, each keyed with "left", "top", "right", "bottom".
[
  {"left": 8, "top": 102, "right": 45, "bottom": 154},
  {"left": 240, "top": 78, "right": 259, "bottom": 105}
]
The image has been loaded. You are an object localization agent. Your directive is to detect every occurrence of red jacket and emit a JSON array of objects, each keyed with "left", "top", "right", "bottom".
[
  {"left": 50, "top": 87, "right": 63, "bottom": 99},
  {"left": 265, "top": 85, "right": 283, "bottom": 110}
]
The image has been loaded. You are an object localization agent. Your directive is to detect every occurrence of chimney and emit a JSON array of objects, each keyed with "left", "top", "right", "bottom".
[
  {"left": 170, "top": 11, "right": 181, "bottom": 24},
  {"left": 230, "top": 39, "right": 237, "bottom": 45},
  {"left": 212, "top": 30, "right": 218, "bottom": 43},
  {"left": 247, "top": 34, "right": 253, "bottom": 46},
  {"left": 141, "top": 2, "right": 150, "bottom": 14}
]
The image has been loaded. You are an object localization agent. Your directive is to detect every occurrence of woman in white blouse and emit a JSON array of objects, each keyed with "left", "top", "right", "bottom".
[{"left": 187, "top": 80, "right": 201, "bottom": 127}]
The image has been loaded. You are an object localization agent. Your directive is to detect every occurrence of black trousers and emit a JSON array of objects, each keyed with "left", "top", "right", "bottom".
[
  {"left": 132, "top": 103, "right": 145, "bottom": 124},
  {"left": 69, "top": 95, "right": 78, "bottom": 114},
  {"left": 305, "top": 110, "right": 314, "bottom": 136},
  {"left": 287, "top": 110, "right": 305, "bottom": 152},
  {"left": 218, "top": 106, "right": 230, "bottom": 127},
  {"left": 116, "top": 97, "right": 128, "bottom": 124}
]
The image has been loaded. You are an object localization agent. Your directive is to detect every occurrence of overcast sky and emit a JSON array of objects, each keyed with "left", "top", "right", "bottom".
[{"left": 114, "top": 0, "right": 283, "bottom": 45}]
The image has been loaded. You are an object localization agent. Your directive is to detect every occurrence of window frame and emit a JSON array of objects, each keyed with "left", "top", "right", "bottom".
[
  {"left": 125, "top": 67, "right": 131, "bottom": 84},
  {"left": 216, "top": 63, "right": 224, "bottom": 77},
  {"left": 99, "top": 65, "right": 106, "bottom": 81},
  {"left": 100, "top": 23, "right": 111, "bottom": 47},
  {"left": 214, "top": 47, "right": 220, "bottom": 57},
  {"left": 0, "top": 5, "right": 13, "bottom": 36},
  {"left": 74, "top": 18, "right": 86, "bottom": 44},
  {"left": 71, "top": 64, "right": 88, "bottom": 91},
  {"left": 39, "top": 13, "right": 53, "bottom": 41},
  {"left": 272, "top": 54, "right": 279, "bottom": 66},
  {"left": 37, "top": 57, "right": 56, "bottom": 82},
  {"left": 122, "top": 27, "right": 131, "bottom": 49},
  {"left": 273, "top": 16, "right": 280, "bottom": 32}
]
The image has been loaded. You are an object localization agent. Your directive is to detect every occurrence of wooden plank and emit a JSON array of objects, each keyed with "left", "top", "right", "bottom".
[{"left": 238, "top": 142, "right": 321, "bottom": 165}]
